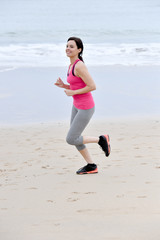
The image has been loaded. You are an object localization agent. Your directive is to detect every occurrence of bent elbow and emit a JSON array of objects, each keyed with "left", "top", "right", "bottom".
[{"left": 91, "top": 84, "right": 96, "bottom": 91}]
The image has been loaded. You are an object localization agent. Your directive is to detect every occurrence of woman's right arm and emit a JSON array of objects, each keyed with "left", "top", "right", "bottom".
[{"left": 54, "top": 78, "right": 70, "bottom": 89}]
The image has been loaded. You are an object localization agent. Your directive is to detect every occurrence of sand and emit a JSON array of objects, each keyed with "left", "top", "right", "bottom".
[{"left": 0, "top": 118, "right": 160, "bottom": 240}]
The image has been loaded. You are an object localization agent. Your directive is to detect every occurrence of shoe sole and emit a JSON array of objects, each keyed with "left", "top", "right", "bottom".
[
  {"left": 77, "top": 168, "right": 98, "bottom": 175},
  {"left": 104, "top": 135, "right": 111, "bottom": 157}
]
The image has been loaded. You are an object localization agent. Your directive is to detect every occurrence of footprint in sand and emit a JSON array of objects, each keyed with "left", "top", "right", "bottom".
[
  {"left": 35, "top": 147, "right": 41, "bottom": 151},
  {"left": 137, "top": 196, "right": 147, "bottom": 198},
  {"left": 26, "top": 187, "right": 38, "bottom": 190},
  {"left": 41, "top": 165, "right": 50, "bottom": 169},
  {"left": 54, "top": 223, "right": 61, "bottom": 227},
  {"left": 72, "top": 192, "right": 79, "bottom": 194},
  {"left": 47, "top": 200, "right": 54, "bottom": 203},
  {"left": 8, "top": 169, "right": 18, "bottom": 172},
  {"left": 116, "top": 194, "right": 125, "bottom": 198},
  {"left": 72, "top": 191, "right": 96, "bottom": 195},
  {"left": 77, "top": 209, "right": 91, "bottom": 213},
  {"left": 57, "top": 172, "right": 65, "bottom": 175},
  {"left": 67, "top": 198, "right": 79, "bottom": 202},
  {"left": 117, "top": 138, "right": 124, "bottom": 141},
  {"left": 134, "top": 146, "right": 140, "bottom": 149},
  {"left": 77, "top": 209, "right": 99, "bottom": 213},
  {"left": 84, "top": 192, "right": 96, "bottom": 195},
  {"left": 135, "top": 155, "right": 143, "bottom": 158},
  {"left": 26, "top": 139, "right": 31, "bottom": 142}
]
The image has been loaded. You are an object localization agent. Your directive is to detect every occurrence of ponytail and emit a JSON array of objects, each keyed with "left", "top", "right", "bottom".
[{"left": 78, "top": 53, "right": 84, "bottom": 62}]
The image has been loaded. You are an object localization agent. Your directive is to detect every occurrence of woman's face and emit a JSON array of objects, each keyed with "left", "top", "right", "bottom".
[{"left": 66, "top": 40, "right": 81, "bottom": 58}]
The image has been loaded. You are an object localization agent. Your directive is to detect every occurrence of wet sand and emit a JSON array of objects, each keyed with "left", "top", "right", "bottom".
[{"left": 0, "top": 66, "right": 160, "bottom": 124}]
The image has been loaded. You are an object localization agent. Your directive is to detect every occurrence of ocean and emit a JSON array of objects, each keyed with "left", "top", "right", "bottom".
[
  {"left": 0, "top": 0, "right": 160, "bottom": 71},
  {"left": 0, "top": 0, "right": 160, "bottom": 124}
]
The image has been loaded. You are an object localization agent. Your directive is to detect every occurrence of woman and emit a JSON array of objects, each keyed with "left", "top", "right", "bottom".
[{"left": 55, "top": 37, "right": 110, "bottom": 174}]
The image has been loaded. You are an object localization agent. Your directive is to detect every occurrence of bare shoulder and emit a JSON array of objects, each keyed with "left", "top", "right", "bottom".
[
  {"left": 75, "top": 60, "right": 88, "bottom": 72},
  {"left": 75, "top": 60, "right": 92, "bottom": 79}
]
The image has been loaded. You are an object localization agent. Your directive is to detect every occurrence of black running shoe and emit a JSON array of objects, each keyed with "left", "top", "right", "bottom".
[
  {"left": 98, "top": 135, "right": 111, "bottom": 157},
  {"left": 76, "top": 163, "right": 98, "bottom": 175}
]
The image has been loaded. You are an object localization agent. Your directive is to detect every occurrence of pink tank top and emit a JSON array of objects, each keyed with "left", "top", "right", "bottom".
[{"left": 67, "top": 59, "right": 95, "bottom": 110}]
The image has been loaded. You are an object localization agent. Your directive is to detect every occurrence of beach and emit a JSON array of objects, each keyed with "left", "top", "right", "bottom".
[
  {"left": 1, "top": 1, "right": 160, "bottom": 238},
  {"left": 0, "top": 64, "right": 160, "bottom": 239},
  {"left": 0, "top": 118, "right": 160, "bottom": 240}
]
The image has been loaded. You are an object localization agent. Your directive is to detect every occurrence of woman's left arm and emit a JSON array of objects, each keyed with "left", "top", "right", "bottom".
[{"left": 64, "top": 62, "right": 96, "bottom": 96}]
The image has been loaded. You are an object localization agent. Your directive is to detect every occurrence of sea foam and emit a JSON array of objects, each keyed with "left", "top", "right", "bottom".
[{"left": 0, "top": 42, "right": 160, "bottom": 71}]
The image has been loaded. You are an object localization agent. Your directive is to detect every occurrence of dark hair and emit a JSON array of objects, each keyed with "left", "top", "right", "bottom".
[{"left": 67, "top": 37, "right": 84, "bottom": 62}]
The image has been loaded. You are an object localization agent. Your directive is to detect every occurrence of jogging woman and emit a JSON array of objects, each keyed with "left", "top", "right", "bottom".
[{"left": 55, "top": 37, "right": 110, "bottom": 174}]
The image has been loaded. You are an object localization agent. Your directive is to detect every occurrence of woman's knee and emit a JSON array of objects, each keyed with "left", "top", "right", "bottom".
[
  {"left": 66, "top": 134, "right": 83, "bottom": 146},
  {"left": 66, "top": 135, "right": 75, "bottom": 145}
]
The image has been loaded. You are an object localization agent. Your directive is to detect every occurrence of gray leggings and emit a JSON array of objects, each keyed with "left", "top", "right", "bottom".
[{"left": 66, "top": 105, "right": 95, "bottom": 151}]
